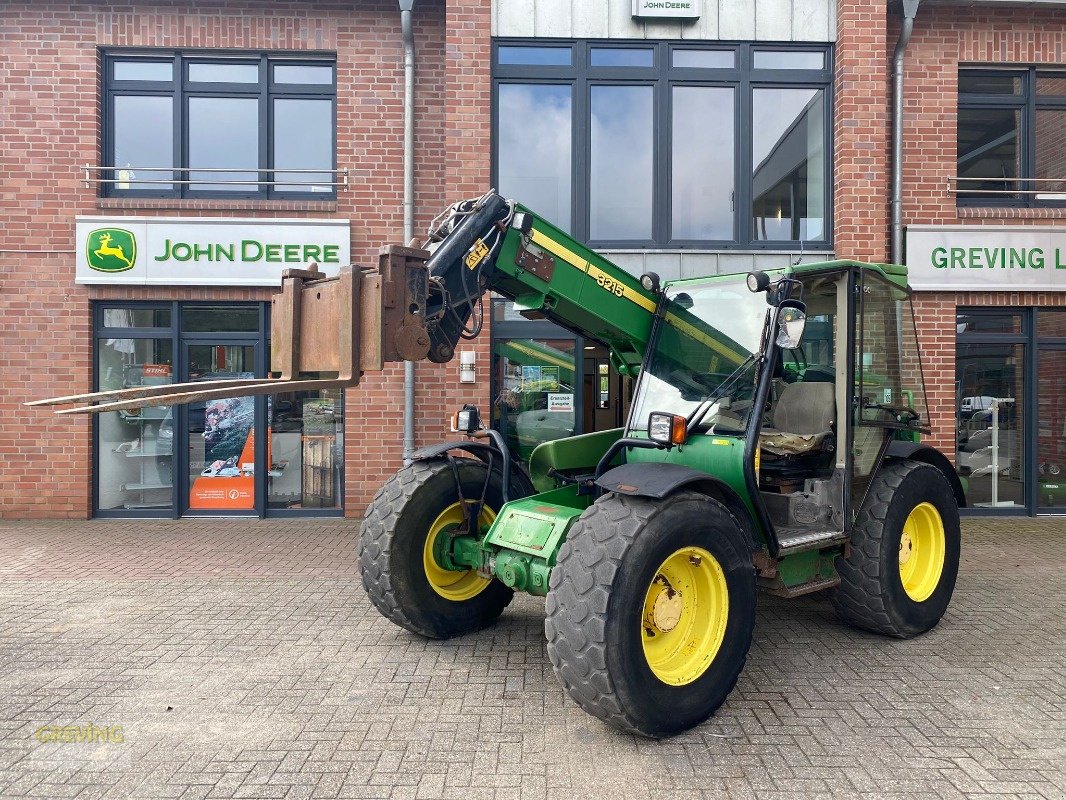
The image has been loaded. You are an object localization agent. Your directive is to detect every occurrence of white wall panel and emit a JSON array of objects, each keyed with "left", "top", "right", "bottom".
[
  {"left": 494, "top": 1, "right": 836, "bottom": 44},
  {"left": 793, "top": 0, "right": 831, "bottom": 42},
  {"left": 571, "top": 2, "right": 610, "bottom": 38},
  {"left": 718, "top": 0, "right": 757, "bottom": 40},
  {"left": 534, "top": 0, "right": 572, "bottom": 37},
  {"left": 607, "top": 0, "right": 648, "bottom": 38},
  {"left": 497, "top": 0, "right": 536, "bottom": 37},
  {"left": 687, "top": 3, "right": 720, "bottom": 40},
  {"left": 755, "top": 0, "right": 791, "bottom": 41}
]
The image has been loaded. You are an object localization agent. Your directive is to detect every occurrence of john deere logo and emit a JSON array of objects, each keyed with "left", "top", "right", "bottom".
[{"left": 86, "top": 228, "right": 136, "bottom": 272}]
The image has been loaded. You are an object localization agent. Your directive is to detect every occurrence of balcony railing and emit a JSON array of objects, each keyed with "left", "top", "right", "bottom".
[
  {"left": 950, "top": 176, "right": 1066, "bottom": 201},
  {"left": 83, "top": 165, "right": 349, "bottom": 192}
]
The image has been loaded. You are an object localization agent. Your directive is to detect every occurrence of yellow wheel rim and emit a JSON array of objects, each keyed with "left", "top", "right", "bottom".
[
  {"left": 898, "top": 501, "right": 946, "bottom": 603},
  {"left": 640, "top": 546, "right": 729, "bottom": 686},
  {"left": 423, "top": 502, "right": 494, "bottom": 602}
]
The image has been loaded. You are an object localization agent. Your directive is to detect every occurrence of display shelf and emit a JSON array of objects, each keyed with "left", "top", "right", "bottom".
[
  {"left": 115, "top": 444, "right": 173, "bottom": 457},
  {"left": 123, "top": 482, "right": 172, "bottom": 492}
]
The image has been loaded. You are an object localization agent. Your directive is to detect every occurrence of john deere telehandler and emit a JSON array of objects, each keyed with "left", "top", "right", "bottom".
[{"left": 35, "top": 191, "right": 963, "bottom": 738}]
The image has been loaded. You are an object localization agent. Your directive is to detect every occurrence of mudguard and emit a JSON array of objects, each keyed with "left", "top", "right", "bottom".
[
  {"left": 410, "top": 441, "right": 536, "bottom": 499},
  {"left": 596, "top": 462, "right": 760, "bottom": 548},
  {"left": 885, "top": 441, "right": 967, "bottom": 508}
]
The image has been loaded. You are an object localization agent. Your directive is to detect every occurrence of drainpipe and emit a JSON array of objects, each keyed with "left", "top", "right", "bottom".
[
  {"left": 400, "top": 0, "right": 416, "bottom": 464},
  {"left": 891, "top": 0, "right": 920, "bottom": 265}
]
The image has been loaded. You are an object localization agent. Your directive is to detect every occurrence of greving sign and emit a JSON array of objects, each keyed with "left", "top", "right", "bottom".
[{"left": 906, "top": 225, "right": 1066, "bottom": 292}]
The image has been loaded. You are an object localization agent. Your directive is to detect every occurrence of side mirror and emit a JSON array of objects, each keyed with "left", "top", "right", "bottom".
[
  {"left": 648, "top": 411, "right": 688, "bottom": 447},
  {"left": 775, "top": 301, "right": 807, "bottom": 349}
]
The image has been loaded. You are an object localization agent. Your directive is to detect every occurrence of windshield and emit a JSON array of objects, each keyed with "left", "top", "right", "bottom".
[{"left": 630, "top": 276, "right": 770, "bottom": 434}]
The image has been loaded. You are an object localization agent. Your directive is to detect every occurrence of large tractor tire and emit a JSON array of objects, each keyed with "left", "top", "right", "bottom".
[
  {"left": 545, "top": 491, "right": 756, "bottom": 738},
  {"left": 359, "top": 459, "right": 513, "bottom": 639},
  {"left": 832, "top": 460, "right": 961, "bottom": 638}
]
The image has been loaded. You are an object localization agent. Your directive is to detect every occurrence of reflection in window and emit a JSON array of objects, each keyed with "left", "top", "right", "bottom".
[
  {"left": 672, "top": 49, "right": 733, "bottom": 69},
  {"left": 591, "top": 85, "right": 653, "bottom": 240},
  {"left": 188, "top": 97, "right": 259, "bottom": 192},
  {"left": 590, "top": 48, "right": 653, "bottom": 68},
  {"left": 753, "top": 50, "right": 824, "bottom": 70},
  {"left": 672, "top": 86, "right": 734, "bottom": 240},
  {"left": 274, "top": 99, "right": 334, "bottom": 192},
  {"left": 497, "top": 84, "right": 572, "bottom": 230},
  {"left": 113, "top": 96, "right": 174, "bottom": 190},
  {"left": 273, "top": 64, "right": 333, "bottom": 84},
  {"left": 103, "top": 51, "right": 336, "bottom": 198},
  {"left": 269, "top": 388, "right": 344, "bottom": 510},
  {"left": 957, "top": 108, "right": 1020, "bottom": 200},
  {"left": 182, "top": 305, "right": 259, "bottom": 332},
  {"left": 751, "top": 88, "right": 825, "bottom": 241},
  {"left": 497, "top": 46, "right": 571, "bottom": 66},
  {"left": 188, "top": 62, "right": 259, "bottom": 83},
  {"left": 494, "top": 339, "right": 577, "bottom": 462},
  {"left": 113, "top": 60, "right": 172, "bottom": 81},
  {"left": 956, "top": 342, "right": 1025, "bottom": 508},
  {"left": 102, "top": 306, "right": 172, "bottom": 328},
  {"left": 96, "top": 338, "right": 174, "bottom": 512},
  {"left": 1034, "top": 109, "right": 1066, "bottom": 200}
]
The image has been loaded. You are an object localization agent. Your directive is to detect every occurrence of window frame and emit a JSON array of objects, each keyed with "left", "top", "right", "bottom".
[
  {"left": 101, "top": 49, "right": 338, "bottom": 201},
  {"left": 958, "top": 66, "right": 1066, "bottom": 208},
  {"left": 491, "top": 39, "right": 834, "bottom": 250}
]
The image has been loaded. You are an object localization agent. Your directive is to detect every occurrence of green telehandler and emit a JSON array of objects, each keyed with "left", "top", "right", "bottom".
[{"left": 34, "top": 191, "right": 964, "bottom": 738}]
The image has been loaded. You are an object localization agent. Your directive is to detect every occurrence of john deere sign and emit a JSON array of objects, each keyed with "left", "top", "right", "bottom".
[
  {"left": 906, "top": 224, "right": 1066, "bottom": 292},
  {"left": 75, "top": 217, "right": 350, "bottom": 286},
  {"left": 631, "top": 0, "right": 700, "bottom": 18},
  {"left": 86, "top": 228, "right": 137, "bottom": 272}
]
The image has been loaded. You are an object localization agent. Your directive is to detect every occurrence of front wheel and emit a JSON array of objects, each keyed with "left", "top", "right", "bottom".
[
  {"left": 359, "top": 459, "right": 513, "bottom": 639},
  {"left": 545, "top": 491, "right": 756, "bottom": 738},
  {"left": 832, "top": 460, "right": 961, "bottom": 638}
]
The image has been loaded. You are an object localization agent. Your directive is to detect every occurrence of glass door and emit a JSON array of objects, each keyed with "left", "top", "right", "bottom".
[
  {"left": 182, "top": 341, "right": 262, "bottom": 514},
  {"left": 493, "top": 338, "right": 578, "bottom": 462}
]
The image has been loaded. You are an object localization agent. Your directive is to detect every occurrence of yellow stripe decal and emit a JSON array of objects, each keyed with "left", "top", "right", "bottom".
[
  {"left": 526, "top": 228, "right": 746, "bottom": 365},
  {"left": 528, "top": 228, "right": 657, "bottom": 313},
  {"left": 663, "top": 311, "right": 749, "bottom": 366},
  {"left": 505, "top": 341, "right": 573, "bottom": 371}
]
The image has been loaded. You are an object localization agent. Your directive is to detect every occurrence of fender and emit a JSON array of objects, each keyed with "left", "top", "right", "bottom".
[
  {"left": 885, "top": 441, "right": 967, "bottom": 508},
  {"left": 411, "top": 441, "right": 536, "bottom": 499},
  {"left": 597, "top": 462, "right": 760, "bottom": 550}
]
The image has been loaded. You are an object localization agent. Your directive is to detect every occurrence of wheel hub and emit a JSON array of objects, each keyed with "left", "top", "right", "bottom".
[
  {"left": 899, "top": 532, "right": 913, "bottom": 566},
  {"left": 651, "top": 584, "right": 683, "bottom": 633}
]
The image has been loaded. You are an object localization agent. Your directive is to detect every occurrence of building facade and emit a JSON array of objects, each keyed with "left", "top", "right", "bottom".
[{"left": 0, "top": 0, "right": 1062, "bottom": 520}]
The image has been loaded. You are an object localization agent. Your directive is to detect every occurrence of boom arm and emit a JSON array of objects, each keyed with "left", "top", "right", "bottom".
[{"left": 30, "top": 192, "right": 660, "bottom": 414}]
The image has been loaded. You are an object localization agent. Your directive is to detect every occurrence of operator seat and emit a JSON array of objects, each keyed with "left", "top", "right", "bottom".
[{"left": 760, "top": 381, "right": 836, "bottom": 456}]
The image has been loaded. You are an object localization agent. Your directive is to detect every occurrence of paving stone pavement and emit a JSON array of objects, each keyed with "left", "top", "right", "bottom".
[{"left": 0, "top": 516, "right": 1063, "bottom": 800}]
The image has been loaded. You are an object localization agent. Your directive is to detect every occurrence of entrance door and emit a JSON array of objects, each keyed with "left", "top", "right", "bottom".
[{"left": 181, "top": 341, "right": 263, "bottom": 514}]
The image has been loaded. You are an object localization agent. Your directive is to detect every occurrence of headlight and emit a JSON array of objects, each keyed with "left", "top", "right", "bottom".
[
  {"left": 648, "top": 412, "right": 687, "bottom": 447},
  {"left": 451, "top": 404, "right": 481, "bottom": 434}
]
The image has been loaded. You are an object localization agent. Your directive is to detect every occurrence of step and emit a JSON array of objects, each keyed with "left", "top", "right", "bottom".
[{"left": 776, "top": 526, "right": 848, "bottom": 555}]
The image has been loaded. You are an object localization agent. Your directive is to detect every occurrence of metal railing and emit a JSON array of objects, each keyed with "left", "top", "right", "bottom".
[
  {"left": 83, "top": 165, "right": 349, "bottom": 191},
  {"left": 949, "top": 176, "right": 1066, "bottom": 200}
]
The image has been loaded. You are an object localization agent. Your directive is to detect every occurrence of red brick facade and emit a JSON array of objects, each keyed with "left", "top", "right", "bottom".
[
  {"left": 0, "top": 0, "right": 490, "bottom": 519},
  {"left": 0, "top": 1, "right": 1062, "bottom": 519}
]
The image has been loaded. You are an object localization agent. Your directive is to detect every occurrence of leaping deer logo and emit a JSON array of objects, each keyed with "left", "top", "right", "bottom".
[
  {"left": 94, "top": 233, "right": 132, "bottom": 267},
  {"left": 86, "top": 228, "right": 137, "bottom": 272}
]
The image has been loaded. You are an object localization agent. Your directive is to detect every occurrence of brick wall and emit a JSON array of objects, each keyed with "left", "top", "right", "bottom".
[
  {"left": 832, "top": 1, "right": 889, "bottom": 264},
  {"left": 0, "top": 0, "right": 494, "bottom": 519},
  {"left": 896, "top": 5, "right": 1066, "bottom": 463}
]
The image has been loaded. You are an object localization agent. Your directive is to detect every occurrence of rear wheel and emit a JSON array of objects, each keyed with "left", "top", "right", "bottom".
[
  {"left": 832, "top": 460, "right": 961, "bottom": 638},
  {"left": 545, "top": 491, "right": 756, "bottom": 737},
  {"left": 359, "top": 459, "right": 513, "bottom": 639}
]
